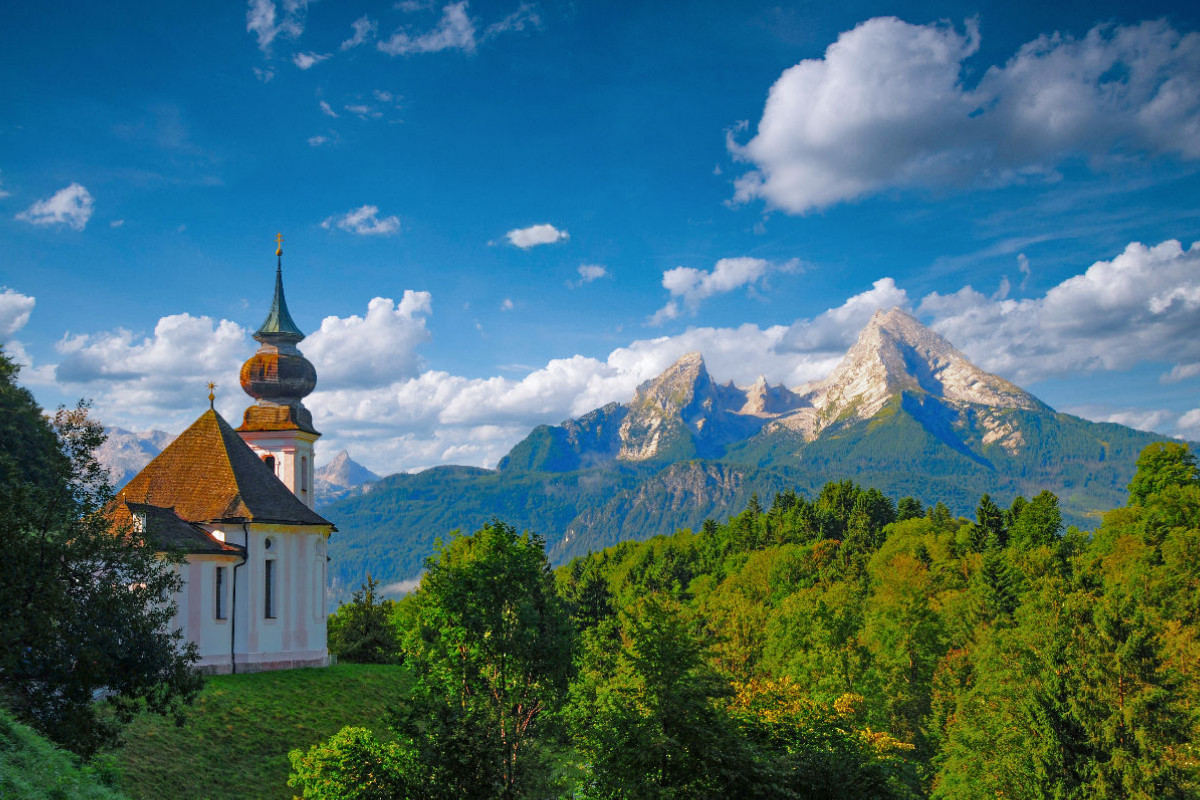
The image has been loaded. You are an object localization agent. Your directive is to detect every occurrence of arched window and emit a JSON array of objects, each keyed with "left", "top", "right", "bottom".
[
  {"left": 263, "top": 454, "right": 276, "bottom": 474},
  {"left": 301, "top": 456, "right": 308, "bottom": 495}
]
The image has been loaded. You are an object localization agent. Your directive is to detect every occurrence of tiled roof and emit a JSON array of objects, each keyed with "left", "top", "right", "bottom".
[
  {"left": 115, "top": 408, "right": 333, "bottom": 528},
  {"left": 120, "top": 502, "right": 244, "bottom": 555}
]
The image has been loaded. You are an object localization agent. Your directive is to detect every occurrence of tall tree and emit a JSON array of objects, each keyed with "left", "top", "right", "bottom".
[
  {"left": 0, "top": 349, "right": 201, "bottom": 757},
  {"left": 396, "top": 521, "right": 574, "bottom": 798},
  {"left": 327, "top": 575, "right": 400, "bottom": 664},
  {"left": 1127, "top": 441, "right": 1199, "bottom": 506}
]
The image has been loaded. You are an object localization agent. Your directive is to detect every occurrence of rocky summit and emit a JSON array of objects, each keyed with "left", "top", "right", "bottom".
[{"left": 323, "top": 308, "right": 1179, "bottom": 595}]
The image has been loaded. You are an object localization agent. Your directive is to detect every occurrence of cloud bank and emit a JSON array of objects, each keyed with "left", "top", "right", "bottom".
[{"left": 731, "top": 18, "right": 1200, "bottom": 213}]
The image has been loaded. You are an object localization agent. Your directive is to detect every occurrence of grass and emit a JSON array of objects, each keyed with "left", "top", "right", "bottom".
[
  {"left": 119, "top": 663, "right": 408, "bottom": 800},
  {"left": 0, "top": 708, "right": 129, "bottom": 800}
]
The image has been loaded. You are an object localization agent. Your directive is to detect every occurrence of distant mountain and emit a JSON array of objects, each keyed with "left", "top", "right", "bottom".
[
  {"left": 315, "top": 450, "right": 381, "bottom": 507},
  {"left": 323, "top": 308, "right": 1176, "bottom": 599},
  {"left": 96, "top": 427, "right": 176, "bottom": 489}
]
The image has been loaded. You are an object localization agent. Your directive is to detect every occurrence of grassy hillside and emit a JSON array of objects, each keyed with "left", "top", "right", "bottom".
[
  {"left": 119, "top": 664, "right": 408, "bottom": 800},
  {"left": 0, "top": 709, "right": 129, "bottom": 800}
]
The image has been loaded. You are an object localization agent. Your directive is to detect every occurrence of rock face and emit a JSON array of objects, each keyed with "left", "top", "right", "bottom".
[
  {"left": 96, "top": 428, "right": 176, "bottom": 489},
  {"left": 315, "top": 450, "right": 381, "bottom": 507},
  {"left": 773, "top": 308, "right": 1048, "bottom": 442}
]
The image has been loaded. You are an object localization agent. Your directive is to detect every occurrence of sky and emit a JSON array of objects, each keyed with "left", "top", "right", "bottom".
[{"left": 2, "top": 0, "right": 1200, "bottom": 474}]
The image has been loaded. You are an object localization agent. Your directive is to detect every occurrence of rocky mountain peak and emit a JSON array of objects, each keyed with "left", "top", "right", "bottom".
[
  {"left": 795, "top": 306, "right": 1046, "bottom": 433},
  {"left": 631, "top": 351, "right": 714, "bottom": 414},
  {"left": 317, "top": 449, "right": 381, "bottom": 489}
]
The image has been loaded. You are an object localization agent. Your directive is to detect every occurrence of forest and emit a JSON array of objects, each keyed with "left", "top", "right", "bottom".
[{"left": 308, "top": 441, "right": 1200, "bottom": 799}]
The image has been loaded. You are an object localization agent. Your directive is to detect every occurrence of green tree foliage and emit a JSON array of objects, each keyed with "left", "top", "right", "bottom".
[
  {"left": 288, "top": 726, "right": 418, "bottom": 800},
  {"left": 296, "top": 457, "right": 1200, "bottom": 798},
  {"left": 0, "top": 349, "right": 201, "bottom": 757},
  {"left": 399, "top": 521, "right": 574, "bottom": 797},
  {"left": 327, "top": 575, "right": 400, "bottom": 664},
  {"left": 1128, "top": 441, "right": 1199, "bottom": 506},
  {"left": 1009, "top": 489, "right": 1063, "bottom": 549}
]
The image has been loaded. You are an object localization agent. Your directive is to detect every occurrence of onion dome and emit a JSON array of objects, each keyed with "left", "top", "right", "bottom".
[{"left": 238, "top": 238, "right": 319, "bottom": 435}]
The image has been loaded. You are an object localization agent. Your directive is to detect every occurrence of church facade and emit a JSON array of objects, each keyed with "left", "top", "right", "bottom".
[{"left": 114, "top": 240, "right": 334, "bottom": 674}]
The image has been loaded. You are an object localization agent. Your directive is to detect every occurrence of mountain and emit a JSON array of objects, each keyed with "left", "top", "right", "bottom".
[
  {"left": 96, "top": 427, "right": 176, "bottom": 488},
  {"left": 315, "top": 450, "right": 381, "bottom": 507},
  {"left": 322, "top": 308, "right": 1177, "bottom": 599}
]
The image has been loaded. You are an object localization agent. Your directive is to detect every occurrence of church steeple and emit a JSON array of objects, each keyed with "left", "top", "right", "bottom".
[
  {"left": 237, "top": 235, "right": 321, "bottom": 507},
  {"left": 256, "top": 243, "right": 305, "bottom": 342}
]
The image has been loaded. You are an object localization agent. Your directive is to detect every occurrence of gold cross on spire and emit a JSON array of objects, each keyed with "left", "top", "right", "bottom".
[
  {"left": 207, "top": 381, "right": 217, "bottom": 409},
  {"left": 275, "top": 232, "right": 284, "bottom": 257}
]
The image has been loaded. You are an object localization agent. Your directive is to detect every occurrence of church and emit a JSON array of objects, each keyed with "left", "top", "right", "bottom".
[{"left": 113, "top": 238, "right": 334, "bottom": 673}]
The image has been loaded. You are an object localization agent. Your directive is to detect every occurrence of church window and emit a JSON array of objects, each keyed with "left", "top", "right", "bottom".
[
  {"left": 265, "top": 559, "right": 277, "bottom": 619},
  {"left": 215, "top": 566, "right": 227, "bottom": 620},
  {"left": 263, "top": 455, "right": 276, "bottom": 474},
  {"left": 301, "top": 456, "right": 308, "bottom": 495}
]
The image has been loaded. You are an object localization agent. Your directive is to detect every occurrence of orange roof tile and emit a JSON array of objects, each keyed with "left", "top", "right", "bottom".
[{"left": 115, "top": 409, "right": 333, "bottom": 528}]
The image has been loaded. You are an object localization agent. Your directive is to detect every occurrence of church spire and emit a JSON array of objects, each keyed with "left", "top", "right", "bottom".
[
  {"left": 255, "top": 234, "right": 305, "bottom": 343},
  {"left": 238, "top": 234, "right": 318, "bottom": 436}
]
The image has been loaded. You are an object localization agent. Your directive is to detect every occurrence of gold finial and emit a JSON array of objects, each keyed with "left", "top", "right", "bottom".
[
  {"left": 207, "top": 381, "right": 217, "bottom": 409},
  {"left": 275, "top": 232, "right": 284, "bottom": 257}
]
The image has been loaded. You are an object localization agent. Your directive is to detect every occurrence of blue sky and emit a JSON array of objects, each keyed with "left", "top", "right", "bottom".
[{"left": 2, "top": 0, "right": 1200, "bottom": 473}]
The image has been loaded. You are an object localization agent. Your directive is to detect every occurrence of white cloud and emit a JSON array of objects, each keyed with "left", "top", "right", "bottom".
[
  {"left": 500, "top": 298, "right": 515, "bottom": 311},
  {"left": 321, "top": 205, "right": 401, "bottom": 236},
  {"left": 54, "top": 314, "right": 251, "bottom": 426},
  {"left": 506, "top": 223, "right": 568, "bottom": 249},
  {"left": 308, "top": 135, "right": 329, "bottom": 147},
  {"left": 731, "top": 18, "right": 1200, "bottom": 213},
  {"left": 16, "top": 183, "right": 94, "bottom": 231},
  {"left": 253, "top": 67, "right": 274, "bottom": 83},
  {"left": 304, "top": 293, "right": 432, "bottom": 390},
  {"left": 319, "top": 100, "right": 339, "bottom": 118},
  {"left": 650, "top": 256, "right": 798, "bottom": 323},
  {"left": 293, "top": 51, "right": 330, "bottom": 70},
  {"left": 918, "top": 239, "right": 1200, "bottom": 384},
  {"left": 341, "top": 15, "right": 377, "bottom": 50},
  {"left": 0, "top": 171, "right": 10, "bottom": 198},
  {"left": 569, "top": 264, "right": 608, "bottom": 287},
  {"left": 378, "top": 1, "right": 476, "bottom": 56},
  {"left": 483, "top": 3, "right": 541, "bottom": 40},
  {"left": 0, "top": 288, "right": 35, "bottom": 342},
  {"left": 1064, "top": 405, "right": 1178, "bottom": 434},
  {"left": 246, "top": 0, "right": 306, "bottom": 53},
  {"left": 110, "top": 219, "right": 124, "bottom": 228},
  {"left": 344, "top": 103, "right": 383, "bottom": 120}
]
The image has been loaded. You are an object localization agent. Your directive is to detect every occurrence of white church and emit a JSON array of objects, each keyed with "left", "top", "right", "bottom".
[{"left": 114, "top": 238, "right": 334, "bottom": 673}]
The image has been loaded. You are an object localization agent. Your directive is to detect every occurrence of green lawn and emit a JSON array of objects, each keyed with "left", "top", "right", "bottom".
[{"left": 119, "top": 663, "right": 408, "bottom": 800}]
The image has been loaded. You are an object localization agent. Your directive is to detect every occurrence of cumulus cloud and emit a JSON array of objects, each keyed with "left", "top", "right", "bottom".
[
  {"left": 569, "top": 264, "right": 608, "bottom": 287},
  {"left": 292, "top": 51, "right": 330, "bottom": 69},
  {"left": 319, "top": 100, "right": 339, "bottom": 118},
  {"left": 321, "top": 205, "right": 401, "bottom": 235},
  {"left": 919, "top": 239, "right": 1200, "bottom": 384},
  {"left": 731, "top": 17, "right": 1200, "bottom": 213},
  {"left": 650, "top": 257, "right": 798, "bottom": 324},
  {"left": 54, "top": 314, "right": 251, "bottom": 426},
  {"left": 15, "top": 183, "right": 94, "bottom": 230},
  {"left": 304, "top": 293, "right": 433, "bottom": 389},
  {"left": 0, "top": 288, "right": 35, "bottom": 342},
  {"left": 341, "top": 15, "right": 376, "bottom": 50},
  {"left": 506, "top": 223, "right": 568, "bottom": 249},
  {"left": 246, "top": 0, "right": 306, "bottom": 53},
  {"left": 378, "top": 1, "right": 476, "bottom": 56}
]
